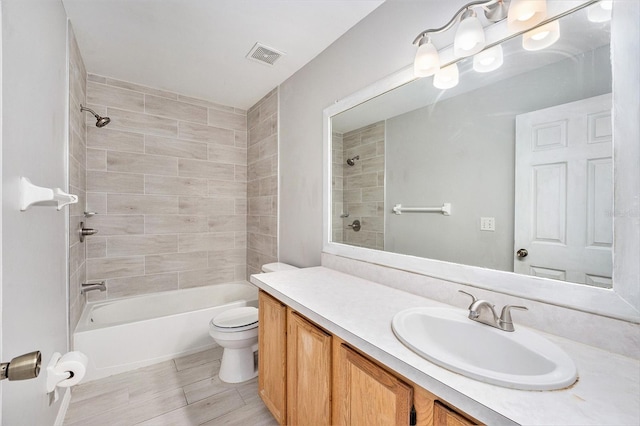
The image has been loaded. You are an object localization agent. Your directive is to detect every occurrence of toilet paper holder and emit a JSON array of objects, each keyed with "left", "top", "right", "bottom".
[
  {"left": 0, "top": 351, "right": 42, "bottom": 381},
  {"left": 46, "top": 351, "right": 88, "bottom": 393}
]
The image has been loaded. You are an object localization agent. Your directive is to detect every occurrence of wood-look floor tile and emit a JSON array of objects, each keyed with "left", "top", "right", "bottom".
[
  {"left": 173, "top": 346, "right": 223, "bottom": 371},
  {"left": 200, "top": 397, "right": 278, "bottom": 426},
  {"left": 135, "top": 389, "right": 244, "bottom": 426},
  {"left": 65, "top": 388, "right": 129, "bottom": 424}
]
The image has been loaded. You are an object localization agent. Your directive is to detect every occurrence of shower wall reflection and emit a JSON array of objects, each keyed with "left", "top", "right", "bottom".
[{"left": 332, "top": 121, "right": 385, "bottom": 250}]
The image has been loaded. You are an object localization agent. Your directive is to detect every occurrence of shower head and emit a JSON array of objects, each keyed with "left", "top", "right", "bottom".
[
  {"left": 80, "top": 104, "right": 111, "bottom": 128},
  {"left": 346, "top": 155, "right": 360, "bottom": 166}
]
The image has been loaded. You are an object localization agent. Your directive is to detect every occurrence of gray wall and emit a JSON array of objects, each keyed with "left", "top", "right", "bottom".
[
  {"left": 1, "top": 0, "right": 69, "bottom": 423},
  {"left": 279, "top": 0, "right": 465, "bottom": 267},
  {"left": 385, "top": 46, "right": 611, "bottom": 272}
]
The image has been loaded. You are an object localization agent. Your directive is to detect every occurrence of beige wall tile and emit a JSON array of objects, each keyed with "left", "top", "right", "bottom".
[
  {"left": 108, "top": 235, "right": 178, "bottom": 257},
  {"left": 207, "top": 145, "right": 247, "bottom": 165},
  {"left": 247, "top": 156, "right": 276, "bottom": 182},
  {"left": 107, "top": 151, "right": 178, "bottom": 176},
  {"left": 209, "top": 215, "right": 246, "bottom": 232},
  {"left": 177, "top": 94, "right": 235, "bottom": 111},
  {"left": 178, "top": 158, "right": 235, "bottom": 180},
  {"left": 235, "top": 165, "right": 247, "bottom": 182},
  {"left": 87, "top": 73, "right": 106, "bottom": 84},
  {"left": 87, "top": 149, "right": 107, "bottom": 171},
  {"left": 178, "top": 233, "right": 235, "bottom": 253},
  {"left": 145, "top": 251, "right": 208, "bottom": 274},
  {"left": 87, "top": 127, "right": 145, "bottom": 153},
  {"left": 69, "top": 240, "right": 84, "bottom": 275},
  {"left": 145, "top": 135, "right": 208, "bottom": 160},
  {"left": 207, "top": 108, "right": 246, "bottom": 131},
  {"left": 87, "top": 237, "right": 107, "bottom": 259},
  {"left": 234, "top": 130, "right": 247, "bottom": 148},
  {"left": 87, "top": 81, "right": 145, "bottom": 112},
  {"left": 87, "top": 171, "right": 144, "bottom": 193},
  {"left": 362, "top": 187, "right": 384, "bottom": 202},
  {"left": 178, "top": 197, "right": 235, "bottom": 216},
  {"left": 178, "top": 265, "right": 237, "bottom": 289},
  {"left": 345, "top": 172, "right": 378, "bottom": 189},
  {"left": 248, "top": 115, "right": 277, "bottom": 145},
  {"left": 208, "top": 180, "right": 246, "bottom": 197},
  {"left": 145, "top": 215, "right": 208, "bottom": 234},
  {"left": 258, "top": 175, "right": 277, "bottom": 196},
  {"left": 208, "top": 248, "right": 246, "bottom": 269},
  {"left": 107, "top": 273, "right": 179, "bottom": 299},
  {"left": 70, "top": 157, "right": 86, "bottom": 191},
  {"left": 70, "top": 128, "right": 87, "bottom": 167},
  {"left": 85, "top": 214, "right": 144, "bottom": 236},
  {"left": 249, "top": 196, "right": 275, "bottom": 216},
  {"left": 104, "top": 77, "right": 178, "bottom": 100},
  {"left": 108, "top": 108, "right": 178, "bottom": 137},
  {"left": 87, "top": 256, "right": 145, "bottom": 280},
  {"left": 107, "top": 194, "right": 179, "bottom": 215},
  {"left": 145, "top": 95, "right": 208, "bottom": 123},
  {"left": 178, "top": 122, "right": 234, "bottom": 146},
  {"left": 87, "top": 192, "right": 107, "bottom": 214},
  {"left": 145, "top": 175, "right": 208, "bottom": 196}
]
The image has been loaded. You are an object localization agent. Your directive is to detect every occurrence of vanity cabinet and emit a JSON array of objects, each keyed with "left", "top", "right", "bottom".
[
  {"left": 258, "top": 291, "right": 287, "bottom": 425},
  {"left": 258, "top": 290, "right": 479, "bottom": 426},
  {"left": 287, "top": 310, "right": 332, "bottom": 425}
]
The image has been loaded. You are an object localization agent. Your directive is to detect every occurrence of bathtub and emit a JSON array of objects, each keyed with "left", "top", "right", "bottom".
[{"left": 74, "top": 281, "right": 258, "bottom": 382}]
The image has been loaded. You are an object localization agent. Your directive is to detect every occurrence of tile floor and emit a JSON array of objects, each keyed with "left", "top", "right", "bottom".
[{"left": 63, "top": 347, "right": 277, "bottom": 425}]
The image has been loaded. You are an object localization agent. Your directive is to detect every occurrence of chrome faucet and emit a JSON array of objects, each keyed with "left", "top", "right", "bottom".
[
  {"left": 458, "top": 290, "right": 527, "bottom": 332},
  {"left": 81, "top": 281, "right": 106, "bottom": 295}
]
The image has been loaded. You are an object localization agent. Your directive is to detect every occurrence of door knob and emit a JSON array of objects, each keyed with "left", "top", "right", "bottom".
[
  {"left": 516, "top": 248, "right": 528, "bottom": 258},
  {"left": 0, "top": 351, "right": 41, "bottom": 381}
]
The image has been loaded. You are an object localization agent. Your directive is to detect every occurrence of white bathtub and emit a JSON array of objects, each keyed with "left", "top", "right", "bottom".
[{"left": 74, "top": 282, "right": 258, "bottom": 382}]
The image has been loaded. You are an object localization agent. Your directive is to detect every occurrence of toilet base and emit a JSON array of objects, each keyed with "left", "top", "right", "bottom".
[{"left": 218, "top": 347, "right": 258, "bottom": 383}]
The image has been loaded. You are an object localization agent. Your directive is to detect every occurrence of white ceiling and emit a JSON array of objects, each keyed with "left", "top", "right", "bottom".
[{"left": 62, "top": 0, "right": 385, "bottom": 110}]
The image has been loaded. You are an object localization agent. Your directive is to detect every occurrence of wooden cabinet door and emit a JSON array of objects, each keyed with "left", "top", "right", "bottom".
[
  {"left": 434, "top": 402, "right": 478, "bottom": 426},
  {"left": 258, "top": 291, "right": 287, "bottom": 425},
  {"left": 333, "top": 343, "right": 413, "bottom": 426},
  {"left": 287, "top": 309, "right": 332, "bottom": 425}
]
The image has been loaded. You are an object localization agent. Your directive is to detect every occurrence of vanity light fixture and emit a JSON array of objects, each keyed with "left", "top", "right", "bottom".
[
  {"left": 454, "top": 9, "right": 486, "bottom": 57},
  {"left": 522, "top": 20, "right": 560, "bottom": 51},
  {"left": 433, "top": 63, "right": 459, "bottom": 89},
  {"left": 473, "top": 44, "right": 504, "bottom": 72},
  {"left": 412, "top": 0, "right": 509, "bottom": 77},
  {"left": 507, "top": 0, "right": 548, "bottom": 31},
  {"left": 587, "top": 0, "right": 612, "bottom": 22}
]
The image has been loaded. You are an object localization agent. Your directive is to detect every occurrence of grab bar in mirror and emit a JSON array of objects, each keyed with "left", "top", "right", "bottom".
[{"left": 392, "top": 203, "right": 451, "bottom": 216}]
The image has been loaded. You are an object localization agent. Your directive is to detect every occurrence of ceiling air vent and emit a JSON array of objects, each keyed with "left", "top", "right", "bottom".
[{"left": 246, "top": 43, "right": 285, "bottom": 66}]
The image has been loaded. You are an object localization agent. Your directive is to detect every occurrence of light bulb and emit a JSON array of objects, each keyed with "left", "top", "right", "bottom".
[
  {"left": 587, "top": 1, "right": 613, "bottom": 22},
  {"left": 433, "top": 63, "right": 459, "bottom": 89},
  {"left": 454, "top": 11, "right": 485, "bottom": 58},
  {"left": 508, "top": 0, "right": 547, "bottom": 31},
  {"left": 473, "top": 45, "right": 504, "bottom": 73},
  {"left": 523, "top": 20, "right": 560, "bottom": 51},
  {"left": 414, "top": 36, "right": 440, "bottom": 77}
]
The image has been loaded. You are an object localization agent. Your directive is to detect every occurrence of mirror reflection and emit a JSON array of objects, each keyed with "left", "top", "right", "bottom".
[{"left": 331, "top": 7, "right": 612, "bottom": 288}]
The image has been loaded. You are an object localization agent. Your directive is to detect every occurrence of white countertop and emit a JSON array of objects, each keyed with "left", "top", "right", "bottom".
[{"left": 251, "top": 266, "right": 640, "bottom": 426}]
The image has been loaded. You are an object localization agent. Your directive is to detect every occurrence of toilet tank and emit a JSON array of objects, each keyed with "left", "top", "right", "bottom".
[{"left": 261, "top": 262, "right": 299, "bottom": 273}]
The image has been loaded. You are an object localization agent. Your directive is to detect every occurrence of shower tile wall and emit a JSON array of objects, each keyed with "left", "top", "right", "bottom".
[
  {"left": 246, "top": 89, "right": 278, "bottom": 276},
  {"left": 84, "top": 74, "right": 248, "bottom": 301},
  {"left": 68, "top": 24, "right": 88, "bottom": 333},
  {"left": 332, "top": 132, "right": 344, "bottom": 243},
  {"left": 341, "top": 121, "right": 385, "bottom": 250}
]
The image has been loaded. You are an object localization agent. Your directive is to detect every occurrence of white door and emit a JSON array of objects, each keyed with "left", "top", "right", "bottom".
[{"left": 514, "top": 94, "right": 612, "bottom": 287}]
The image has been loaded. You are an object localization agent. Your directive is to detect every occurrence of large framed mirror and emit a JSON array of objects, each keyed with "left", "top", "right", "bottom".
[{"left": 323, "top": 0, "right": 639, "bottom": 322}]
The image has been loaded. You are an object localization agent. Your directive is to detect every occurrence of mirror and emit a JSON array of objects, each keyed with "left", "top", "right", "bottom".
[{"left": 331, "top": 6, "right": 611, "bottom": 287}]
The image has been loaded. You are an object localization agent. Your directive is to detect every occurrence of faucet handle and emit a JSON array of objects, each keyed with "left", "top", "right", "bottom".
[
  {"left": 458, "top": 290, "right": 478, "bottom": 309},
  {"left": 499, "top": 305, "right": 528, "bottom": 330}
]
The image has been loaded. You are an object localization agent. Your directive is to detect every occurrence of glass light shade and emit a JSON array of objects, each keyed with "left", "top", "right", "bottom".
[
  {"left": 454, "top": 14, "right": 486, "bottom": 57},
  {"left": 507, "top": 0, "right": 547, "bottom": 31},
  {"left": 473, "top": 45, "right": 504, "bottom": 73},
  {"left": 414, "top": 38, "right": 440, "bottom": 77},
  {"left": 523, "top": 20, "right": 560, "bottom": 51},
  {"left": 587, "top": 1, "right": 612, "bottom": 22},
  {"left": 433, "top": 63, "right": 459, "bottom": 89}
]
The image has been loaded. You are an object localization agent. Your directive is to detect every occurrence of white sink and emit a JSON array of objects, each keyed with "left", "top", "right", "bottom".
[{"left": 391, "top": 307, "right": 577, "bottom": 390}]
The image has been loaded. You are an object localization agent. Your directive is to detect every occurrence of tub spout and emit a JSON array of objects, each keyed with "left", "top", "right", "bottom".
[{"left": 81, "top": 281, "right": 106, "bottom": 295}]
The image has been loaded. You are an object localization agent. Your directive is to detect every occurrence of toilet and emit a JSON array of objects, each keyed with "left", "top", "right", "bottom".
[{"left": 209, "top": 262, "right": 298, "bottom": 383}]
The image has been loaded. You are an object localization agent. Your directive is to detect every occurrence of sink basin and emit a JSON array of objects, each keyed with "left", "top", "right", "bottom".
[{"left": 392, "top": 307, "right": 577, "bottom": 390}]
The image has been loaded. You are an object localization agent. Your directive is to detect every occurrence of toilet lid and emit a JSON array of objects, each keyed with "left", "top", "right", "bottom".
[{"left": 213, "top": 307, "right": 258, "bottom": 329}]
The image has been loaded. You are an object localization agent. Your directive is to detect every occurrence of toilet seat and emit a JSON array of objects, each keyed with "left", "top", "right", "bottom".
[{"left": 211, "top": 307, "right": 258, "bottom": 332}]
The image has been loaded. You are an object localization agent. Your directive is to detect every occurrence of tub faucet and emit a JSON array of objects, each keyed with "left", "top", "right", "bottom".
[
  {"left": 81, "top": 281, "right": 106, "bottom": 295},
  {"left": 458, "top": 290, "right": 527, "bottom": 332}
]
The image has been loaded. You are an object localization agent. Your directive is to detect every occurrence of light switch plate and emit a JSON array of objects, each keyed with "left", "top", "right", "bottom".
[{"left": 480, "top": 217, "right": 495, "bottom": 231}]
